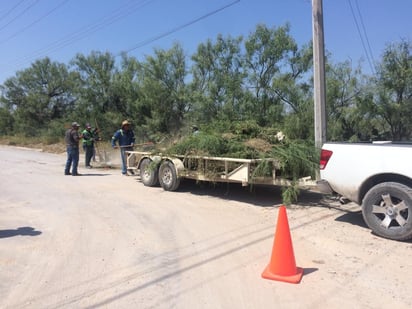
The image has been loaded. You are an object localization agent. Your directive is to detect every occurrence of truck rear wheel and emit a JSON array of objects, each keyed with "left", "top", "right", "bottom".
[
  {"left": 159, "top": 161, "right": 180, "bottom": 191},
  {"left": 362, "top": 182, "right": 412, "bottom": 241},
  {"left": 140, "top": 158, "right": 159, "bottom": 187}
]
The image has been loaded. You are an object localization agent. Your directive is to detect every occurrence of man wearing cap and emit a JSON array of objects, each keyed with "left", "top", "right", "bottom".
[
  {"left": 82, "top": 123, "right": 98, "bottom": 168},
  {"left": 111, "top": 120, "right": 135, "bottom": 175},
  {"left": 64, "top": 122, "right": 83, "bottom": 176}
]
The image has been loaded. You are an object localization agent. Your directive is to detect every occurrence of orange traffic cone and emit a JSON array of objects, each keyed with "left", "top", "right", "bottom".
[{"left": 262, "top": 205, "right": 303, "bottom": 284}]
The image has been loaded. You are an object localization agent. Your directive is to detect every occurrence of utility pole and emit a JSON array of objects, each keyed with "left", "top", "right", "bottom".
[{"left": 312, "top": 0, "right": 327, "bottom": 149}]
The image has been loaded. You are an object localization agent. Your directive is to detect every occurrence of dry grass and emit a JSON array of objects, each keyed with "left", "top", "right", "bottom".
[
  {"left": 0, "top": 136, "right": 66, "bottom": 154},
  {"left": 243, "top": 138, "right": 272, "bottom": 153}
]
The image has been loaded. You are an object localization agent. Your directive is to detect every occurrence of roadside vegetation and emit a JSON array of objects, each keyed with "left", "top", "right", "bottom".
[{"left": 0, "top": 24, "right": 410, "bottom": 203}]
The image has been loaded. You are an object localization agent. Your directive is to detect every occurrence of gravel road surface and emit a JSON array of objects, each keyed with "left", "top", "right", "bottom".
[{"left": 1, "top": 145, "right": 412, "bottom": 309}]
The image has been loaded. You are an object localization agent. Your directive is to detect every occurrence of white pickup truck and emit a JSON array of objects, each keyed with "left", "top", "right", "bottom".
[{"left": 317, "top": 142, "right": 412, "bottom": 241}]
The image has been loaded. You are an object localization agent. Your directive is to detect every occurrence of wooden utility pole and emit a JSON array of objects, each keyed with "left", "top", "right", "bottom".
[{"left": 312, "top": 0, "right": 327, "bottom": 148}]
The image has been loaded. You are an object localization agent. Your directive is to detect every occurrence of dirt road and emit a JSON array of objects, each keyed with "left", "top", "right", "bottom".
[{"left": 1, "top": 145, "right": 412, "bottom": 309}]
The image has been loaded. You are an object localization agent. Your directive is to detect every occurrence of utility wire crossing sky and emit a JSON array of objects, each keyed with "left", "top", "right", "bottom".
[{"left": 0, "top": 0, "right": 410, "bottom": 84}]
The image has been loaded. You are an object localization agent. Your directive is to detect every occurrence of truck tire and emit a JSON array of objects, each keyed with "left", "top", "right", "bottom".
[
  {"left": 362, "top": 182, "right": 412, "bottom": 241},
  {"left": 159, "top": 161, "right": 180, "bottom": 191},
  {"left": 140, "top": 158, "right": 159, "bottom": 187}
]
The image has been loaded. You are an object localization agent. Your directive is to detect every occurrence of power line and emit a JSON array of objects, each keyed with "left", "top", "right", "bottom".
[
  {"left": 0, "top": 0, "right": 70, "bottom": 45},
  {"left": 0, "top": 0, "right": 41, "bottom": 32},
  {"left": 10, "top": 0, "right": 156, "bottom": 67},
  {"left": 0, "top": 0, "right": 27, "bottom": 22},
  {"left": 354, "top": 0, "right": 376, "bottom": 67},
  {"left": 347, "top": 0, "right": 375, "bottom": 75},
  {"left": 9, "top": 0, "right": 240, "bottom": 69},
  {"left": 121, "top": 0, "right": 240, "bottom": 55}
]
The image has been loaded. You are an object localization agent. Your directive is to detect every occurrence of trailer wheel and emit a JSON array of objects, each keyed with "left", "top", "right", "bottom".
[
  {"left": 140, "top": 158, "right": 159, "bottom": 187},
  {"left": 362, "top": 182, "right": 412, "bottom": 241},
  {"left": 159, "top": 161, "right": 180, "bottom": 191}
]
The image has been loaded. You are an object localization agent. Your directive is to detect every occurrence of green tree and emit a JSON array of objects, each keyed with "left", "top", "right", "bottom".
[
  {"left": 137, "top": 43, "right": 188, "bottom": 134},
  {"left": 104, "top": 53, "right": 143, "bottom": 140},
  {"left": 243, "top": 24, "right": 297, "bottom": 126},
  {"left": 70, "top": 51, "right": 122, "bottom": 139},
  {"left": 112, "top": 53, "right": 140, "bottom": 117},
  {"left": 274, "top": 43, "right": 313, "bottom": 140},
  {"left": 325, "top": 60, "right": 367, "bottom": 141},
  {"left": 190, "top": 34, "right": 245, "bottom": 124},
  {"left": 70, "top": 51, "right": 118, "bottom": 114},
  {"left": 0, "top": 57, "right": 76, "bottom": 135},
  {"left": 373, "top": 39, "right": 412, "bottom": 140},
  {"left": 0, "top": 106, "right": 14, "bottom": 134}
]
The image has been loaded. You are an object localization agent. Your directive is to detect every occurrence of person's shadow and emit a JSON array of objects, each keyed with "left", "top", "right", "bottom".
[{"left": 0, "top": 226, "right": 42, "bottom": 238}]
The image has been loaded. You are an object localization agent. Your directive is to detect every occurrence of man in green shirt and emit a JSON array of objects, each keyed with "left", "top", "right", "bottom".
[{"left": 82, "top": 123, "right": 98, "bottom": 168}]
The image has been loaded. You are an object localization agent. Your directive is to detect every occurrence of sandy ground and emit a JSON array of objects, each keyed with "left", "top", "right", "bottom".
[{"left": 1, "top": 145, "right": 412, "bottom": 309}]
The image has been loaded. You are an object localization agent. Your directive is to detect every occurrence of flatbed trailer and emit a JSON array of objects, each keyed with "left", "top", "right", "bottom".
[{"left": 126, "top": 151, "right": 313, "bottom": 191}]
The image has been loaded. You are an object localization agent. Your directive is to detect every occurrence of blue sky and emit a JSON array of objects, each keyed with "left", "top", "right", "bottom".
[{"left": 0, "top": 0, "right": 410, "bottom": 84}]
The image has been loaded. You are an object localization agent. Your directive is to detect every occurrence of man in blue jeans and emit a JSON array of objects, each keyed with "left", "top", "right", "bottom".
[
  {"left": 82, "top": 123, "right": 99, "bottom": 168},
  {"left": 111, "top": 120, "right": 135, "bottom": 175},
  {"left": 64, "top": 122, "right": 83, "bottom": 176}
]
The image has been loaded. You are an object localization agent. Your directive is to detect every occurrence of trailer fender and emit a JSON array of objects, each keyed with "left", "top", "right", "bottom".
[
  {"left": 137, "top": 155, "right": 161, "bottom": 169},
  {"left": 150, "top": 155, "right": 162, "bottom": 165},
  {"left": 168, "top": 157, "right": 185, "bottom": 178}
]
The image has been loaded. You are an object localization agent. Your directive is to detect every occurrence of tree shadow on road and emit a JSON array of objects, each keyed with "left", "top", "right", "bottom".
[
  {"left": 172, "top": 179, "right": 326, "bottom": 207},
  {"left": 0, "top": 226, "right": 42, "bottom": 238}
]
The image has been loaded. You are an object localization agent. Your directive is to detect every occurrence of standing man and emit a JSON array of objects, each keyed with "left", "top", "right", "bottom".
[
  {"left": 111, "top": 120, "right": 135, "bottom": 175},
  {"left": 82, "top": 123, "right": 98, "bottom": 168},
  {"left": 64, "top": 122, "right": 83, "bottom": 176}
]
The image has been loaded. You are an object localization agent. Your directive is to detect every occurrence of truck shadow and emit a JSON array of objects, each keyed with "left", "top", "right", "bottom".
[
  {"left": 173, "top": 180, "right": 412, "bottom": 242},
  {"left": 175, "top": 179, "right": 326, "bottom": 208},
  {"left": 334, "top": 210, "right": 369, "bottom": 229},
  {"left": 314, "top": 198, "right": 370, "bottom": 229},
  {"left": 333, "top": 206, "right": 412, "bottom": 242}
]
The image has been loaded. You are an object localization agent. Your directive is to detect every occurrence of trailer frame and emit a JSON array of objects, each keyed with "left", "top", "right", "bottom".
[{"left": 126, "top": 151, "right": 314, "bottom": 191}]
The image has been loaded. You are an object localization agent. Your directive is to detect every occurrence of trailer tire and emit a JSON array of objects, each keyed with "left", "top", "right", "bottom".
[
  {"left": 159, "top": 161, "right": 180, "bottom": 191},
  {"left": 140, "top": 158, "right": 159, "bottom": 187},
  {"left": 362, "top": 182, "right": 412, "bottom": 241}
]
